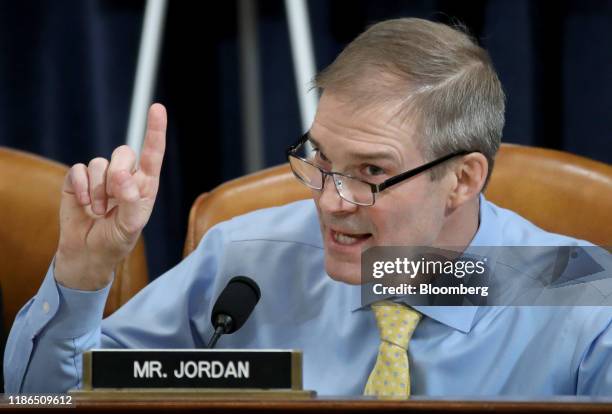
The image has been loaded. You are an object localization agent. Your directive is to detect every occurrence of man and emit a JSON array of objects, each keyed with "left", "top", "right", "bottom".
[{"left": 5, "top": 18, "right": 612, "bottom": 396}]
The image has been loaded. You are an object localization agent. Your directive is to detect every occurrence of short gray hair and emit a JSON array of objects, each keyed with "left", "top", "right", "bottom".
[{"left": 314, "top": 18, "right": 505, "bottom": 185}]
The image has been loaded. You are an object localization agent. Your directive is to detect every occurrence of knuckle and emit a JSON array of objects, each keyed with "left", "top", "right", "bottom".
[
  {"left": 114, "top": 144, "right": 134, "bottom": 156},
  {"left": 88, "top": 157, "right": 109, "bottom": 169},
  {"left": 121, "top": 188, "right": 140, "bottom": 203},
  {"left": 115, "top": 179, "right": 140, "bottom": 202},
  {"left": 70, "top": 163, "right": 86, "bottom": 178},
  {"left": 69, "top": 166, "right": 86, "bottom": 188},
  {"left": 112, "top": 145, "right": 136, "bottom": 162}
]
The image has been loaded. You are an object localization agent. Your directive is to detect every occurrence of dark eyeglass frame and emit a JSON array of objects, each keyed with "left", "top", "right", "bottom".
[{"left": 286, "top": 133, "right": 475, "bottom": 206}]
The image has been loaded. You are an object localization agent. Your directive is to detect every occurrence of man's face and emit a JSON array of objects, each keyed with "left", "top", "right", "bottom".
[{"left": 310, "top": 92, "right": 453, "bottom": 285}]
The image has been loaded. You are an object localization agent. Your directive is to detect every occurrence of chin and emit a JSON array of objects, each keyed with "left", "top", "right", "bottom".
[{"left": 324, "top": 258, "right": 362, "bottom": 285}]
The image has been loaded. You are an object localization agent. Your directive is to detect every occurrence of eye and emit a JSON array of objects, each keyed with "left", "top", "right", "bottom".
[
  {"left": 313, "top": 148, "right": 331, "bottom": 165},
  {"left": 364, "top": 165, "right": 385, "bottom": 176}
]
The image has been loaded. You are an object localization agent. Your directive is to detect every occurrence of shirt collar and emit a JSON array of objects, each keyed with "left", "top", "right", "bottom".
[
  {"left": 469, "top": 193, "right": 502, "bottom": 247},
  {"left": 350, "top": 194, "right": 499, "bottom": 334}
]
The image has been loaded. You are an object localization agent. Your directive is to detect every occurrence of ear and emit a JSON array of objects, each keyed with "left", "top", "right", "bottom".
[{"left": 447, "top": 153, "right": 488, "bottom": 209}]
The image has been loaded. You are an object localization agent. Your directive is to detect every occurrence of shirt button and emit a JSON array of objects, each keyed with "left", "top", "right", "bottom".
[{"left": 42, "top": 302, "right": 50, "bottom": 314}]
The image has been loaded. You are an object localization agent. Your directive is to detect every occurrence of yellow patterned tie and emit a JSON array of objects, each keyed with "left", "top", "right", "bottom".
[{"left": 364, "top": 301, "right": 422, "bottom": 398}]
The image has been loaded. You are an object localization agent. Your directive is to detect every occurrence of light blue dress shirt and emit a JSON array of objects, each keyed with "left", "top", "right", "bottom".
[{"left": 4, "top": 196, "right": 612, "bottom": 395}]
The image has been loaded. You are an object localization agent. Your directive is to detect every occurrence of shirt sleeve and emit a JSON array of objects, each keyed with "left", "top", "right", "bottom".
[
  {"left": 3, "top": 225, "right": 227, "bottom": 394},
  {"left": 3, "top": 261, "right": 111, "bottom": 394}
]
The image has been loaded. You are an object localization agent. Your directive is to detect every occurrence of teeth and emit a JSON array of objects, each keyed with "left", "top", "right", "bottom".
[{"left": 333, "top": 231, "right": 360, "bottom": 245}]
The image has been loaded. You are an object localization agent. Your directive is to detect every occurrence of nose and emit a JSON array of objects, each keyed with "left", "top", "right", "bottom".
[{"left": 316, "top": 174, "right": 358, "bottom": 214}]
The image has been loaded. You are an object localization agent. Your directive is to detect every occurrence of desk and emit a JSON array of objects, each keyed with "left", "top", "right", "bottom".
[{"left": 2, "top": 396, "right": 612, "bottom": 413}]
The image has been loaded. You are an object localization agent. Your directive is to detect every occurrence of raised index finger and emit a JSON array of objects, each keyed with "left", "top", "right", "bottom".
[{"left": 139, "top": 103, "right": 167, "bottom": 179}]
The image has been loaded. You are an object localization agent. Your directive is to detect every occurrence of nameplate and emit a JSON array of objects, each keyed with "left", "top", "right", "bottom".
[{"left": 82, "top": 349, "right": 302, "bottom": 390}]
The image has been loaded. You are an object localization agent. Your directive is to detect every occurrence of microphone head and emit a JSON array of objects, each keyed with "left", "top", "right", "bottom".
[{"left": 211, "top": 276, "right": 261, "bottom": 334}]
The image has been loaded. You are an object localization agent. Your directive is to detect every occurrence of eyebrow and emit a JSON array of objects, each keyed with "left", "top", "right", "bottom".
[{"left": 307, "top": 132, "right": 400, "bottom": 164}]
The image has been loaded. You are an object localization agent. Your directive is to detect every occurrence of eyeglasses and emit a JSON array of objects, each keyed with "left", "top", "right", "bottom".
[{"left": 286, "top": 133, "right": 473, "bottom": 206}]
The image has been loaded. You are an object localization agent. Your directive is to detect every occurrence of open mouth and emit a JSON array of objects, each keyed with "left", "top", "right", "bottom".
[{"left": 330, "top": 229, "right": 372, "bottom": 246}]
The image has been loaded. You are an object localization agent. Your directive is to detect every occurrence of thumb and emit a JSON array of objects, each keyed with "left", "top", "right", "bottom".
[{"left": 109, "top": 169, "right": 149, "bottom": 242}]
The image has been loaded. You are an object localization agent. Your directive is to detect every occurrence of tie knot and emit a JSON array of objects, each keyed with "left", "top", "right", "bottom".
[{"left": 371, "top": 301, "right": 421, "bottom": 349}]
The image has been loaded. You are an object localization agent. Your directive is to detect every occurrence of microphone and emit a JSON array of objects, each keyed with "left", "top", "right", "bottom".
[{"left": 207, "top": 276, "right": 261, "bottom": 348}]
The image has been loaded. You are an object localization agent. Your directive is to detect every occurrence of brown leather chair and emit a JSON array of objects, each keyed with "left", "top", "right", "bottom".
[
  {"left": 0, "top": 147, "right": 149, "bottom": 330},
  {"left": 184, "top": 144, "right": 612, "bottom": 257}
]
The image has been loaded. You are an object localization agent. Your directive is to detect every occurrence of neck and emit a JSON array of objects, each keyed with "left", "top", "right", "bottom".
[{"left": 434, "top": 196, "right": 480, "bottom": 248}]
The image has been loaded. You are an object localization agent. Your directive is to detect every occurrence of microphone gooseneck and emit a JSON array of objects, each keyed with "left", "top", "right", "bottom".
[{"left": 207, "top": 314, "right": 233, "bottom": 348}]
